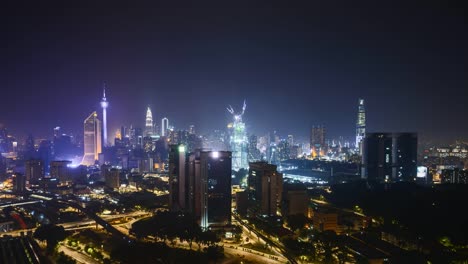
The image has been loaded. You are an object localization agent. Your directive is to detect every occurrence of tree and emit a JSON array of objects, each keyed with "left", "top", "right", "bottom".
[
  {"left": 286, "top": 214, "right": 308, "bottom": 232},
  {"left": 34, "top": 224, "right": 67, "bottom": 252}
]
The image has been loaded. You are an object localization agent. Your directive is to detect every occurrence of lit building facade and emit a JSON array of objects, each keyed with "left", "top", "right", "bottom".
[
  {"left": 101, "top": 84, "right": 109, "bottom": 147},
  {"left": 145, "top": 107, "right": 153, "bottom": 136},
  {"left": 81, "top": 111, "right": 102, "bottom": 166},
  {"left": 227, "top": 101, "right": 248, "bottom": 171},
  {"left": 161, "top": 117, "right": 169, "bottom": 137},
  {"left": 356, "top": 98, "right": 366, "bottom": 152}
]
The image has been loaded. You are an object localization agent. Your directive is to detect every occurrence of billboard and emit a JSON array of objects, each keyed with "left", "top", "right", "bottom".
[{"left": 417, "top": 166, "right": 427, "bottom": 178}]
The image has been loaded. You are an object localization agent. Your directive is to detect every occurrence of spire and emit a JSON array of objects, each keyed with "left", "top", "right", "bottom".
[{"left": 102, "top": 82, "right": 107, "bottom": 101}]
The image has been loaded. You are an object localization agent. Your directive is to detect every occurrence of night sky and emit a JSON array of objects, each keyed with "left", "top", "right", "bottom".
[{"left": 2, "top": 2, "right": 467, "bottom": 143}]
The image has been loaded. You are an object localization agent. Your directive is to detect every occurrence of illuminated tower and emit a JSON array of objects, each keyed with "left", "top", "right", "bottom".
[
  {"left": 145, "top": 107, "right": 153, "bottom": 136},
  {"left": 356, "top": 99, "right": 366, "bottom": 151},
  {"left": 100, "top": 83, "right": 109, "bottom": 147},
  {"left": 227, "top": 100, "right": 248, "bottom": 171},
  {"left": 161, "top": 117, "right": 169, "bottom": 137},
  {"left": 81, "top": 111, "right": 102, "bottom": 166}
]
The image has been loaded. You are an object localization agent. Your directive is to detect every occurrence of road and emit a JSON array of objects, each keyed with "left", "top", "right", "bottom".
[
  {"left": 233, "top": 214, "right": 297, "bottom": 264},
  {"left": 57, "top": 245, "right": 99, "bottom": 264}
]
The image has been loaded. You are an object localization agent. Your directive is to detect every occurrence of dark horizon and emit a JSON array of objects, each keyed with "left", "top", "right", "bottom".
[{"left": 2, "top": 2, "right": 467, "bottom": 144}]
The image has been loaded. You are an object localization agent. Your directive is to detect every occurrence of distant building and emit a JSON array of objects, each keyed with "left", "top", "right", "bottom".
[
  {"left": 362, "top": 133, "right": 417, "bottom": 183},
  {"left": 355, "top": 99, "right": 366, "bottom": 152},
  {"left": 310, "top": 126, "right": 326, "bottom": 157},
  {"left": 105, "top": 168, "right": 120, "bottom": 189},
  {"left": 25, "top": 160, "right": 44, "bottom": 183},
  {"left": 100, "top": 83, "right": 109, "bottom": 147},
  {"left": 81, "top": 111, "right": 102, "bottom": 166},
  {"left": 248, "top": 161, "right": 283, "bottom": 217},
  {"left": 161, "top": 117, "right": 169, "bottom": 137},
  {"left": 145, "top": 107, "right": 153, "bottom": 136},
  {"left": 441, "top": 168, "right": 468, "bottom": 184},
  {"left": 13, "top": 173, "right": 25, "bottom": 192},
  {"left": 50, "top": 161, "right": 71, "bottom": 184},
  {"left": 227, "top": 101, "right": 248, "bottom": 171}
]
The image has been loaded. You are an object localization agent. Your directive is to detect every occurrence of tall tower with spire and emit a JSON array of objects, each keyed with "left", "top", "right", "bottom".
[
  {"left": 356, "top": 98, "right": 366, "bottom": 152},
  {"left": 100, "top": 83, "right": 109, "bottom": 147},
  {"left": 145, "top": 107, "right": 153, "bottom": 136}
]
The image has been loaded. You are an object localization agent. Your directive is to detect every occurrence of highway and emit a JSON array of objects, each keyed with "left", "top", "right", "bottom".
[
  {"left": 233, "top": 213, "right": 298, "bottom": 264},
  {"left": 57, "top": 245, "right": 99, "bottom": 264}
]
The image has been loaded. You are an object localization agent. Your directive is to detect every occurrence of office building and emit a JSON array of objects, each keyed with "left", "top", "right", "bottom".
[
  {"left": 282, "top": 185, "right": 308, "bottom": 216},
  {"left": 168, "top": 144, "right": 188, "bottom": 211},
  {"left": 362, "top": 133, "right": 418, "bottom": 183},
  {"left": 248, "top": 162, "right": 283, "bottom": 217},
  {"left": 169, "top": 146, "right": 232, "bottom": 229},
  {"left": 355, "top": 99, "right": 366, "bottom": 152},
  {"left": 81, "top": 111, "right": 102, "bottom": 166},
  {"left": 198, "top": 150, "right": 232, "bottom": 229}
]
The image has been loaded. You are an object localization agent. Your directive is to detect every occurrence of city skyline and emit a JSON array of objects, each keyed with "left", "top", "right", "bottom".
[{"left": 2, "top": 3, "right": 467, "bottom": 143}]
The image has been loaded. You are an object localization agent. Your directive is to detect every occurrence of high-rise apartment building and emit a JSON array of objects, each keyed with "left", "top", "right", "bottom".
[{"left": 81, "top": 112, "right": 102, "bottom": 166}]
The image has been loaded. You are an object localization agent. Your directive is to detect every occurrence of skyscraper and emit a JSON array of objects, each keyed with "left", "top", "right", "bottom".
[
  {"left": 356, "top": 99, "right": 366, "bottom": 151},
  {"left": 362, "top": 132, "right": 417, "bottom": 183},
  {"left": 227, "top": 101, "right": 248, "bottom": 171},
  {"left": 161, "top": 117, "right": 169, "bottom": 137},
  {"left": 81, "top": 111, "right": 102, "bottom": 166},
  {"left": 198, "top": 150, "right": 232, "bottom": 229},
  {"left": 168, "top": 144, "right": 188, "bottom": 211},
  {"left": 100, "top": 83, "right": 109, "bottom": 147},
  {"left": 145, "top": 107, "right": 153, "bottom": 136},
  {"left": 169, "top": 147, "right": 232, "bottom": 229},
  {"left": 248, "top": 161, "right": 283, "bottom": 217}
]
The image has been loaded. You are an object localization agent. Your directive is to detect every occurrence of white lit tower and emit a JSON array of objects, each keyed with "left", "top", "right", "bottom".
[
  {"left": 161, "top": 117, "right": 169, "bottom": 136},
  {"left": 356, "top": 98, "right": 366, "bottom": 152},
  {"left": 227, "top": 100, "right": 248, "bottom": 171},
  {"left": 145, "top": 107, "right": 153, "bottom": 136},
  {"left": 100, "top": 83, "right": 109, "bottom": 147}
]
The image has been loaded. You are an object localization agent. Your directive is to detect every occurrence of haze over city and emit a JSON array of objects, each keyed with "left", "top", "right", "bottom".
[{"left": 2, "top": 2, "right": 467, "bottom": 143}]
